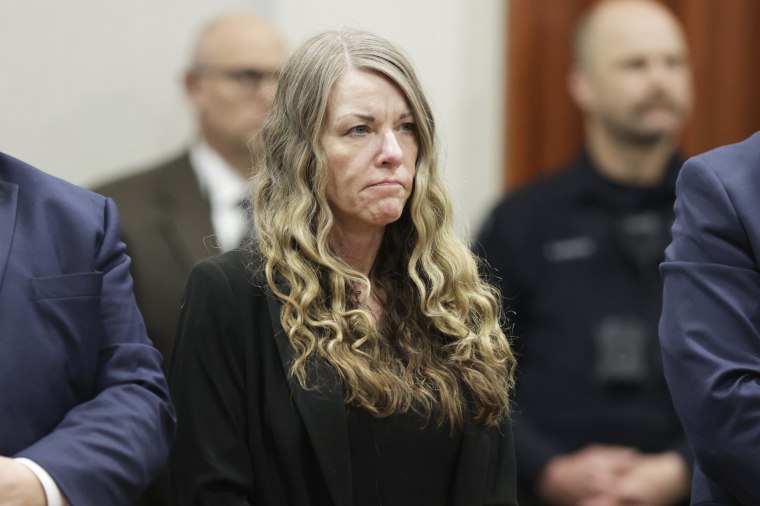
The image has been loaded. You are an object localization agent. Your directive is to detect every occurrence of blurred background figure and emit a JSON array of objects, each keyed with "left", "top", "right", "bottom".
[
  {"left": 94, "top": 11, "right": 286, "bottom": 506},
  {"left": 477, "top": 0, "right": 693, "bottom": 504},
  {"left": 95, "top": 11, "right": 286, "bottom": 372}
]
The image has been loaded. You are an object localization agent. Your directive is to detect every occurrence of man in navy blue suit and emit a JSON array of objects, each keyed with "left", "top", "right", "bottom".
[
  {"left": 660, "top": 131, "right": 760, "bottom": 504},
  {"left": 0, "top": 152, "right": 175, "bottom": 505}
]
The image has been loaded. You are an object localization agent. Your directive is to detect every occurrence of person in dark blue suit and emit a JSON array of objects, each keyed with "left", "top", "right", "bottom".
[
  {"left": 0, "top": 152, "right": 176, "bottom": 505},
  {"left": 660, "top": 131, "right": 760, "bottom": 504}
]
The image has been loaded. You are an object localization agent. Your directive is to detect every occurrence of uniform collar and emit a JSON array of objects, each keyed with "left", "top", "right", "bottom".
[{"left": 569, "top": 150, "right": 683, "bottom": 211}]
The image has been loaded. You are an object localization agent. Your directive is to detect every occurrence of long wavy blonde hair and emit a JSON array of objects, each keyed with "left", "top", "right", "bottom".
[{"left": 252, "top": 29, "right": 515, "bottom": 429}]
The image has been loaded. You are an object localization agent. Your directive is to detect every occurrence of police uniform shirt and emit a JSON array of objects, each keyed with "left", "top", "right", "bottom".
[{"left": 476, "top": 152, "right": 691, "bottom": 490}]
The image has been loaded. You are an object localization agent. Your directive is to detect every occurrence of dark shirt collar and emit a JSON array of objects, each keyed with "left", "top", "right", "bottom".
[{"left": 570, "top": 150, "right": 682, "bottom": 212}]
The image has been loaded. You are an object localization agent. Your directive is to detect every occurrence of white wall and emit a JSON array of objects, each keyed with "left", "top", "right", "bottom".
[{"left": 0, "top": 0, "right": 506, "bottom": 237}]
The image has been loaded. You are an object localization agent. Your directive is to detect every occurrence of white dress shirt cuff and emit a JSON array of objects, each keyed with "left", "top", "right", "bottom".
[{"left": 15, "top": 457, "right": 66, "bottom": 506}]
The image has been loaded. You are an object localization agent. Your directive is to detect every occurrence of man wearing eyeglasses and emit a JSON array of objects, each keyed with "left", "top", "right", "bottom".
[
  {"left": 93, "top": 12, "right": 286, "bottom": 506},
  {"left": 94, "top": 12, "right": 286, "bottom": 371}
]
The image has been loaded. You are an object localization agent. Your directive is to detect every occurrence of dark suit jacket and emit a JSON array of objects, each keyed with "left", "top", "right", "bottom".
[
  {"left": 169, "top": 249, "right": 518, "bottom": 506},
  {"left": 94, "top": 152, "right": 215, "bottom": 371},
  {"left": 0, "top": 152, "right": 175, "bottom": 505},
  {"left": 660, "top": 131, "right": 760, "bottom": 504}
]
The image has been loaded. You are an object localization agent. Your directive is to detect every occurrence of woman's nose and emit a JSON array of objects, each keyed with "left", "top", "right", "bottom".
[{"left": 378, "top": 131, "right": 403, "bottom": 166}]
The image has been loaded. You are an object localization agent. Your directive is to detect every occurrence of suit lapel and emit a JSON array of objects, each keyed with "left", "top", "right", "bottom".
[
  {"left": 155, "top": 154, "right": 215, "bottom": 271},
  {"left": 265, "top": 287, "right": 353, "bottom": 506},
  {"left": 0, "top": 180, "right": 19, "bottom": 290}
]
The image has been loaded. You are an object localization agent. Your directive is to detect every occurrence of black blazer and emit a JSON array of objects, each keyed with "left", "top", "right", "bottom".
[{"left": 169, "top": 249, "right": 517, "bottom": 506}]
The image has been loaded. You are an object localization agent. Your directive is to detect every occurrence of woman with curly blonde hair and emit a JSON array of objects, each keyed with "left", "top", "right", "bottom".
[{"left": 170, "top": 29, "right": 517, "bottom": 506}]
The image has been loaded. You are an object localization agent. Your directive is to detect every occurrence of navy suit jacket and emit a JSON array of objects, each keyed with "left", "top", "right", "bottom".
[
  {"left": 0, "top": 153, "right": 176, "bottom": 505},
  {"left": 660, "top": 132, "right": 760, "bottom": 505}
]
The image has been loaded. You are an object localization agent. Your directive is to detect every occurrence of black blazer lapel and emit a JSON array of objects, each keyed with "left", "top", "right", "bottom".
[
  {"left": 448, "top": 414, "right": 491, "bottom": 505},
  {"left": 449, "top": 414, "right": 517, "bottom": 506},
  {"left": 0, "top": 180, "right": 19, "bottom": 289},
  {"left": 266, "top": 289, "right": 353, "bottom": 506}
]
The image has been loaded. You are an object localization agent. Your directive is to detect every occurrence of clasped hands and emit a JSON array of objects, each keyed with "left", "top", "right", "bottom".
[{"left": 537, "top": 445, "right": 690, "bottom": 506}]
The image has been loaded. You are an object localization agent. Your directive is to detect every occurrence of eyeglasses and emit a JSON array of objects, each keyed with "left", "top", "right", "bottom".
[{"left": 193, "top": 66, "right": 280, "bottom": 91}]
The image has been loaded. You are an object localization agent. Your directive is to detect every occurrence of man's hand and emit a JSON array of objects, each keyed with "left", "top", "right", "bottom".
[
  {"left": 537, "top": 444, "right": 639, "bottom": 506},
  {"left": 0, "top": 457, "right": 46, "bottom": 506},
  {"left": 612, "top": 451, "right": 691, "bottom": 505},
  {"left": 539, "top": 448, "right": 691, "bottom": 506}
]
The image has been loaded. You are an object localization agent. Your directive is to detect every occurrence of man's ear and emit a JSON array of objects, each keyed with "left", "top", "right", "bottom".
[
  {"left": 567, "top": 67, "right": 593, "bottom": 111},
  {"left": 184, "top": 69, "right": 203, "bottom": 110}
]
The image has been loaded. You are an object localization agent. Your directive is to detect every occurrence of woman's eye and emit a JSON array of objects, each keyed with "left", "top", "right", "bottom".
[
  {"left": 350, "top": 125, "right": 369, "bottom": 135},
  {"left": 400, "top": 122, "right": 417, "bottom": 133}
]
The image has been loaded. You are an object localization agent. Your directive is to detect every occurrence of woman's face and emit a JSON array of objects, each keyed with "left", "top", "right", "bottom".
[{"left": 320, "top": 69, "right": 418, "bottom": 234}]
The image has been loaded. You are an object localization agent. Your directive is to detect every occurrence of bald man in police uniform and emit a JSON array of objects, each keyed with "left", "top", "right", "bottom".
[{"left": 477, "top": 1, "right": 693, "bottom": 504}]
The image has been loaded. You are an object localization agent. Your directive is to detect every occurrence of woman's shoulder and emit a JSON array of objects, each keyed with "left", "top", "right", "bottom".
[{"left": 189, "top": 247, "right": 268, "bottom": 297}]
